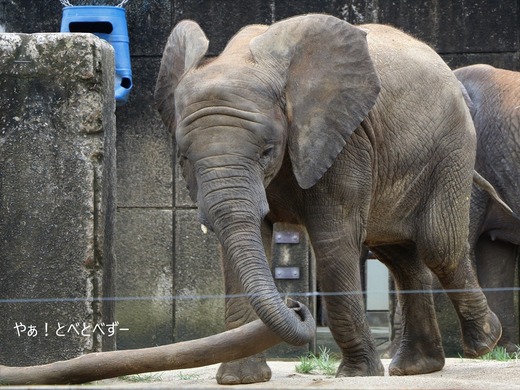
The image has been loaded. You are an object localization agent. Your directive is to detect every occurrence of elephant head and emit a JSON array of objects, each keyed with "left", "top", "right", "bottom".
[{"left": 154, "top": 14, "right": 381, "bottom": 346}]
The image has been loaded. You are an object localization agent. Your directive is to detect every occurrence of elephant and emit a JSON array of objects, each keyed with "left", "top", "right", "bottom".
[
  {"left": 154, "top": 14, "right": 501, "bottom": 384},
  {"left": 455, "top": 64, "right": 520, "bottom": 352},
  {"left": 383, "top": 64, "right": 520, "bottom": 359}
]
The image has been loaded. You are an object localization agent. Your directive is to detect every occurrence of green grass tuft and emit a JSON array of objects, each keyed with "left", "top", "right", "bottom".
[
  {"left": 119, "top": 372, "right": 164, "bottom": 382},
  {"left": 480, "top": 345, "right": 520, "bottom": 361},
  {"left": 176, "top": 371, "right": 201, "bottom": 380},
  {"left": 295, "top": 346, "right": 339, "bottom": 376}
]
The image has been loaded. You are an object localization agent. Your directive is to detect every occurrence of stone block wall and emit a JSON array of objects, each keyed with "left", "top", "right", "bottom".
[
  {"left": 0, "top": 33, "right": 116, "bottom": 365},
  {"left": 1, "top": 0, "right": 519, "bottom": 359}
]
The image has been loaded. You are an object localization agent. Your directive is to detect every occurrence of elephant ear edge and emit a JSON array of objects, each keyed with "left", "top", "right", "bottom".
[
  {"left": 250, "top": 14, "right": 381, "bottom": 189},
  {"left": 154, "top": 20, "right": 209, "bottom": 133},
  {"left": 154, "top": 20, "right": 209, "bottom": 204}
]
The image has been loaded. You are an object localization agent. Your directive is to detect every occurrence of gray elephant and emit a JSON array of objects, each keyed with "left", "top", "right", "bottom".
[
  {"left": 384, "top": 64, "right": 520, "bottom": 359},
  {"left": 456, "top": 64, "right": 520, "bottom": 352},
  {"left": 155, "top": 14, "right": 500, "bottom": 384}
]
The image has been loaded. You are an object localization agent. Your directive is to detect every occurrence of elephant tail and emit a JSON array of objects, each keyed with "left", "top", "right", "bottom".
[{"left": 473, "top": 171, "right": 517, "bottom": 218}]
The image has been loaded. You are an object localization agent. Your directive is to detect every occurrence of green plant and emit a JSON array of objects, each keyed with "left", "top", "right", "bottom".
[
  {"left": 177, "top": 372, "right": 201, "bottom": 380},
  {"left": 480, "top": 345, "right": 520, "bottom": 361},
  {"left": 296, "top": 354, "right": 317, "bottom": 374},
  {"left": 513, "top": 345, "right": 520, "bottom": 360},
  {"left": 119, "top": 372, "right": 163, "bottom": 382},
  {"left": 295, "top": 346, "right": 339, "bottom": 376}
]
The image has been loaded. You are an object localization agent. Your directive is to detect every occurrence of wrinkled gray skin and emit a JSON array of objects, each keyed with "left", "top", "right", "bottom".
[
  {"left": 457, "top": 64, "right": 520, "bottom": 352},
  {"left": 155, "top": 15, "right": 501, "bottom": 384},
  {"left": 385, "top": 64, "right": 520, "bottom": 359}
]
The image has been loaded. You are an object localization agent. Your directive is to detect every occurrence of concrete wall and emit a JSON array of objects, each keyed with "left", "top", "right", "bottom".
[
  {"left": 1, "top": 0, "right": 519, "bottom": 359},
  {"left": 0, "top": 32, "right": 116, "bottom": 365}
]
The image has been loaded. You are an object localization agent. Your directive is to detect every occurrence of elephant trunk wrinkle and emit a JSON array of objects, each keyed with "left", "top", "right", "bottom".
[{"left": 199, "top": 173, "right": 269, "bottom": 228}]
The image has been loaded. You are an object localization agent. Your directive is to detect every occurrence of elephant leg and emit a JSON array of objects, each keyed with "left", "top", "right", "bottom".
[
  {"left": 476, "top": 236, "right": 519, "bottom": 352},
  {"left": 380, "top": 289, "right": 401, "bottom": 359},
  {"left": 310, "top": 218, "right": 384, "bottom": 377},
  {"left": 216, "top": 221, "right": 273, "bottom": 385},
  {"left": 374, "top": 245, "right": 445, "bottom": 375},
  {"left": 318, "top": 254, "right": 384, "bottom": 376},
  {"left": 419, "top": 228, "right": 501, "bottom": 358},
  {"left": 433, "top": 250, "right": 501, "bottom": 357}
]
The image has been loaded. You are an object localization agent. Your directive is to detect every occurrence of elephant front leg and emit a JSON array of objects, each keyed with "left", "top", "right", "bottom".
[
  {"left": 313, "top": 237, "right": 384, "bottom": 376},
  {"left": 319, "top": 265, "right": 384, "bottom": 376},
  {"left": 374, "top": 246, "right": 445, "bottom": 376},
  {"left": 322, "top": 291, "right": 384, "bottom": 376},
  {"left": 215, "top": 272, "right": 272, "bottom": 385},
  {"left": 380, "top": 279, "right": 401, "bottom": 359},
  {"left": 215, "top": 223, "right": 273, "bottom": 385}
]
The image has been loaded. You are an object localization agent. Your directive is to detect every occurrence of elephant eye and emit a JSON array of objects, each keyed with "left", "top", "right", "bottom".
[
  {"left": 260, "top": 145, "right": 275, "bottom": 164},
  {"left": 261, "top": 145, "right": 274, "bottom": 159},
  {"left": 259, "top": 145, "right": 276, "bottom": 170},
  {"left": 178, "top": 152, "right": 188, "bottom": 165}
]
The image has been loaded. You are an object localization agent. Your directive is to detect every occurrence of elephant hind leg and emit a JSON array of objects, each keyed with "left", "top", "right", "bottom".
[
  {"left": 418, "top": 221, "right": 502, "bottom": 358},
  {"left": 373, "top": 244, "right": 445, "bottom": 376},
  {"left": 476, "top": 236, "right": 519, "bottom": 352}
]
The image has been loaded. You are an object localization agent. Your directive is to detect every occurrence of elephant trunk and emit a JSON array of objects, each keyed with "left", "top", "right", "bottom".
[
  {"left": 217, "top": 217, "right": 315, "bottom": 346},
  {"left": 200, "top": 172, "right": 315, "bottom": 346}
]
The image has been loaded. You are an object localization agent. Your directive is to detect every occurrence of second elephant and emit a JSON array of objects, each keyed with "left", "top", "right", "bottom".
[
  {"left": 456, "top": 64, "right": 520, "bottom": 352},
  {"left": 385, "top": 65, "right": 520, "bottom": 359}
]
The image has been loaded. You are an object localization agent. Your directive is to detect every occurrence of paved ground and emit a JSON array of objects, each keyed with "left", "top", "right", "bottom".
[{"left": 5, "top": 358, "right": 520, "bottom": 389}]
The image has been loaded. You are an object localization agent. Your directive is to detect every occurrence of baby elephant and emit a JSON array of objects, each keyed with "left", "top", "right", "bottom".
[
  {"left": 155, "top": 14, "right": 501, "bottom": 384},
  {"left": 456, "top": 64, "right": 520, "bottom": 352}
]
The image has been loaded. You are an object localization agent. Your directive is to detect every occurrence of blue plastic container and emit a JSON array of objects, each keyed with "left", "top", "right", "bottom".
[{"left": 60, "top": 6, "right": 132, "bottom": 104}]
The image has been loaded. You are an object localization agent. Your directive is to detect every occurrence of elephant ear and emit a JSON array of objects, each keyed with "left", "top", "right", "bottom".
[
  {"left": 250, "top": 14, "right": 380, "bottom": 189},
  {"left": 154, "top": 20, "right": 209, "bottom": 203},
  {"left": 154, "top": 20, "right": 209, "bottom": 133}
]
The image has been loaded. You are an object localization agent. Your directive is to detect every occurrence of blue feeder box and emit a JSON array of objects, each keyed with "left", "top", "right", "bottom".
[{"left": 61, "top": 6, "right": 132, "bottom": 105}]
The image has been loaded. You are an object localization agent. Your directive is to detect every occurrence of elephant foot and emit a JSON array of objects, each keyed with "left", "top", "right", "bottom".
[
  {"left": 336, "top": 356, "right": 385, "bottom": 377},
  {"left": 461, "top": 310, "right": 502, "bottom": 358},
  {"left": 388, "top": 344, "right": 445, "bottom": 376},
  {"left": 216, "top": 354, "right": 272, "bottom": 385},
  {"left": 380, "top": 338, "right": 399, "bottom": 359}
]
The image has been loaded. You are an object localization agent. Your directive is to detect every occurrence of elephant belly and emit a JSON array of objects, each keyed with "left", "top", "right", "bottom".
[{"left": 364, "top": 220, "right": 413, "bottom": 247}]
